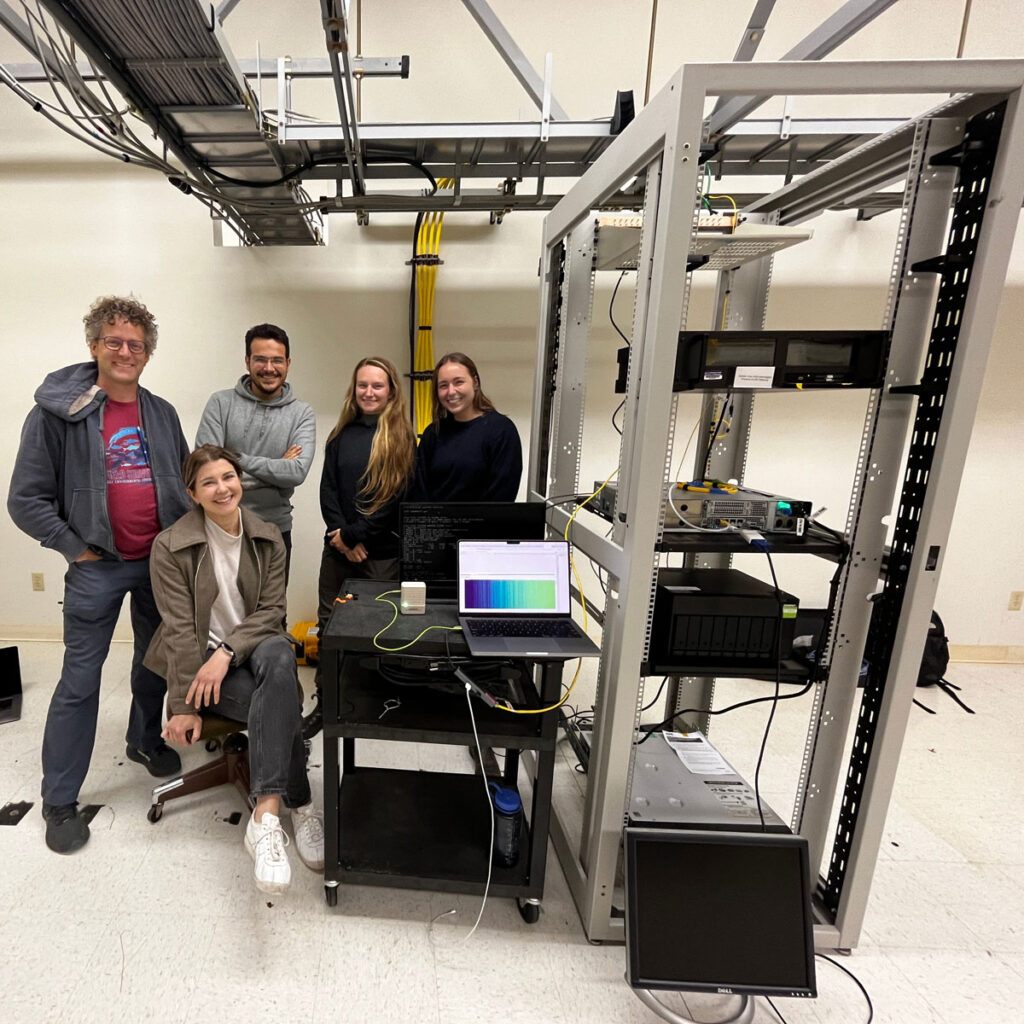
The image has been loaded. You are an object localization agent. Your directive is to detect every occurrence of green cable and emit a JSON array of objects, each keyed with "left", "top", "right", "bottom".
[{"left": 372, "top": 590, "right": 461, "bottom": 652}]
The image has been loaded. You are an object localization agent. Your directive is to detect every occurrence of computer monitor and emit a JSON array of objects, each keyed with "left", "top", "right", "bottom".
[
  {"left": 399, "top": 501, "right": 547, "bottom": 598},
  {"left": 624, "top": 827, "right": 817, "bottom": 1000}
]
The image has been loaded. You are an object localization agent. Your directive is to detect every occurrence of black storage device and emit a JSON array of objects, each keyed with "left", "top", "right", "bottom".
[
  {"left": 0, "top": 646, "right": 22, "bottom": 724},
  {"left": 615, "top": 329, "right": 888, "bottom": 392},
  {"left": 647, "top": 568, "right": 798, "bottom": 673}
]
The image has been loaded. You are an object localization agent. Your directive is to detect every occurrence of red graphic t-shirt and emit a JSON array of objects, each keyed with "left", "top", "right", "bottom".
[{"left": 103, "top": 399, "right": 160, "bottom": 559}]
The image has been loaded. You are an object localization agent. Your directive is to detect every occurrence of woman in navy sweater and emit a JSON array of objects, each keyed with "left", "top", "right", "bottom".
[
  {"left": 414, "top": 352, "right": 522, "bottom": 501},
  {"left": 304, "top": 357, "right": 415, "bottom": 739}
]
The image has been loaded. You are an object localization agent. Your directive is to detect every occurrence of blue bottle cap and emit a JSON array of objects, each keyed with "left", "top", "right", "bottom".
[{"left": 491, "top": 785, "right": 521, "bottom": 814}]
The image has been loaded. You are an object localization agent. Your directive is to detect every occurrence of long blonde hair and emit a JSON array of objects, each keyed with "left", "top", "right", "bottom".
[{"left": 327, "top": 357, "right": 415, "bottom": 515}]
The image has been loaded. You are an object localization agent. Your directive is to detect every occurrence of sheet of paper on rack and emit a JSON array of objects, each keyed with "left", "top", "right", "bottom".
[{"left": 662, "top": 730, "right": 733, "bottom": 775}]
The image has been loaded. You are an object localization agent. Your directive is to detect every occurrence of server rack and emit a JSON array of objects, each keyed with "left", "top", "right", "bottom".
[{"left": 526, "top": 59, "right": 1024, "bottom": 945}]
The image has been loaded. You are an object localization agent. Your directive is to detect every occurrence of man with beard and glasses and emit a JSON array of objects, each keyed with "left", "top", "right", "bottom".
[{"left": 196, "top": 323, "right": 315, "bottom": 582}]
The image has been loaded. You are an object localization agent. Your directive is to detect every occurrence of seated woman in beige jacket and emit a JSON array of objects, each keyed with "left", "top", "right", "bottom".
[{"left": 145, "top": 444, "right": 322, "bottom": 895}]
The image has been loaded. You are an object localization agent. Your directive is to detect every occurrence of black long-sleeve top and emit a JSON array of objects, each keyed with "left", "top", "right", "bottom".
[
  {"left": 413, "top": 411, "right": 522, "bottom": 501},
  {"left": 319, "top": 414, "right": 403, "bottom": 559}
]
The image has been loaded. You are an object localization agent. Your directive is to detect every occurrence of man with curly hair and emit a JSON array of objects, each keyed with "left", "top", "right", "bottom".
[{"left": 8, "top": 295, "right": 191, "bottom": 854}]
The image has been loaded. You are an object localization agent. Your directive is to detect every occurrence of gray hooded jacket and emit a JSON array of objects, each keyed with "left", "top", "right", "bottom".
[
  {"left": 8, "top": 362, "right": 191, "bottom": 562},
  {"left": 195, "top": 375, "right": 315, "bottom": 531}
]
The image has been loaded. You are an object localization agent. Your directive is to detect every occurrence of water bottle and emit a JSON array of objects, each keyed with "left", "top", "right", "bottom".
[{"left": 489, "top": 782, "right": 523, "bottom": 868}]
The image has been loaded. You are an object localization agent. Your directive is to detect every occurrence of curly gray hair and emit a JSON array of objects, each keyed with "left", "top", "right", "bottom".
[{"left": 83, "top": 295, "right": 158, "bottom": 354}]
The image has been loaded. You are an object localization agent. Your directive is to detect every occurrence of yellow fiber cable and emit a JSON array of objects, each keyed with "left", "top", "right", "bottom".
[
  {"left": 708, "top": 192, "right": 739, "bottom": 227},
  {"left": 498, "top": 470, "right": 617, "bottom": 717},
  {"left": 413, "top": 179, "right": 453, "bottom": 436}
]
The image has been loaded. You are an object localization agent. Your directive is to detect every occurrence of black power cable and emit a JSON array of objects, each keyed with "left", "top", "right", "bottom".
[
  {"left": 609, "top": 269, "right": 632, "bottom": 345},
  {"left": 636, "top": 679, "right": 814, "bottom": 745},
  {"left": 817, "top": 953, "right": 875, "bottom": 1023},
  {"left": 751, "top": 544, "right": 784, "bottom": 832},
  {"left": 702, "top": 392, "right": 733, "bottom": 475}
]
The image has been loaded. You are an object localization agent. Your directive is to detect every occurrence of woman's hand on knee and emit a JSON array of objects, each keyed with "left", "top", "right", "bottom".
[{"left": 163, "top": 713, "right": 203, "bottom": 745}]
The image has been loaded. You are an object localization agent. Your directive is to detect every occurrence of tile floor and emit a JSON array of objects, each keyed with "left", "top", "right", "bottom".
[{"left": 0, "top": 641, "right": 1019, "bottom": 1024}]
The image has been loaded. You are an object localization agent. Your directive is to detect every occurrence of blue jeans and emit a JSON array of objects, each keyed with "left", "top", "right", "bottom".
[
  {"left": 203, "top": 636, "right": 310, "bottom": 807},
  {"left": 42, "top": 558, "right": 167, "bottom": 805}
]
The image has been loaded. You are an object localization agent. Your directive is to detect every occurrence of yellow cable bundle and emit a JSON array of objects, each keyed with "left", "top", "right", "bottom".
[{"left": 413, "top": 179, "right": 452, "bottom": 437}]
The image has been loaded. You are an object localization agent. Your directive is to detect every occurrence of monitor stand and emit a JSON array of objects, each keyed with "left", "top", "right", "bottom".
[{"left": 631, "top": 985, "right": 754, "bottom": 1024}]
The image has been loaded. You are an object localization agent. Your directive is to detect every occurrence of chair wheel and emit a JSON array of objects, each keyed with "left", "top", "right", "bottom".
[
  {"left": 517, "top": 898, "right": 540, "bottom": 924},
  {"left": 205, "top": 739, "right": 221, "bottom": 753},
  {"left": 147, "top": 804, "right": 163, "bottom": 823},
  {"left": 223, "top": 733, "right": 249, "bottom": 755}
]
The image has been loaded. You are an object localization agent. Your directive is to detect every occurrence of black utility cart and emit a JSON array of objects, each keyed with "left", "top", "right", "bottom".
[{"left": 319, "top": 579, "right": 563, "bottom": 923}]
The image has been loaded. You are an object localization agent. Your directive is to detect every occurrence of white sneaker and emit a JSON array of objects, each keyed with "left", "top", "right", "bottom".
[
  {"left": 290, "top": 802, "right": 325, "bottom": 871},
  {"left": 244, "top": 811, "right": 292, "bottom": 894}
]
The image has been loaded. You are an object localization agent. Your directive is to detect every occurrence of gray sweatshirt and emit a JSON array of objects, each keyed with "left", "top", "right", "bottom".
[{"left": 195, "top": 375, "right": 315, "bottom": 531}]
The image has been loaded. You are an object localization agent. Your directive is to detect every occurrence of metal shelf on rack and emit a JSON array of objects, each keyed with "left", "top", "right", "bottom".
[
  {"left": 657, "top": 523, "right": 846, "bottom": 560},
  {"left": 640, "top": 656, "right": 813, "bottom": 683}
]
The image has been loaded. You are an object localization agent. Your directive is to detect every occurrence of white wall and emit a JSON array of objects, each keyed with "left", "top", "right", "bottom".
[{"left": 1, "top": 1, "right": 1022, "bottom": 648}]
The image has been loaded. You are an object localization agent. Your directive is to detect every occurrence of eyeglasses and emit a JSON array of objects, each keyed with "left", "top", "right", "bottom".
[
  {"left": 100, "top": 336, "right": 147, "bottom": 355},
  {"left": 250, "top": 355, "right": 287, "bottom": 368}
]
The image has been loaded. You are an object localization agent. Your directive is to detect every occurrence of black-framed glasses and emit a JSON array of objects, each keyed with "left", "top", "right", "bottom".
[{"left": 100, "top": 336, "right": 147, "bottom": 355}]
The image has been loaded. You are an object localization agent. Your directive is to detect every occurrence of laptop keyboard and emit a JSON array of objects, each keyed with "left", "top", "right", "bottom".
[{"left": 465, "top": 617, "right": 581, "bottom": 639}]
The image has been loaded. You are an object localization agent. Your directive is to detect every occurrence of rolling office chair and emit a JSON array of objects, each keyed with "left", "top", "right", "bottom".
[
  {"left": 146, "top": 712, "right": 252, "bottom": 823},
  {"left": 144, "top": 651, "right": 308, "bottom": 824}
]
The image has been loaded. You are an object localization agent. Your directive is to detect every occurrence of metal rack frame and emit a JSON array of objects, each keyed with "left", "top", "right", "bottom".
[
  {"left": 527, "top": 59, "right": 1024, "bottom": 945},
  {"left": 3, "top": 3, "right": 974, "bottom": 234}
]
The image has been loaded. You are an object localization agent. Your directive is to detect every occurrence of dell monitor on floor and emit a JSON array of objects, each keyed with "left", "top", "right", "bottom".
[{"left": 625, "top": 827, "right": 817, "bottom": 1000}]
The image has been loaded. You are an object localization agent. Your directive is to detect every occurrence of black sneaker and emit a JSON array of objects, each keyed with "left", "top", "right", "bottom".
[
  {"left": 42, "top": 802, "right": 90, "bottom": 854},
  {"left": 126, "top": 742, "right": 181, "bottom": 778},
  {"left": 301, "top": 702, "right": 323, "bottom": 742}
]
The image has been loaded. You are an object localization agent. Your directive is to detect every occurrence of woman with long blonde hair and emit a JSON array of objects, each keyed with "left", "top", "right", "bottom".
[{"left": 304, "top": 356, "right": 415, "bottom": 738}]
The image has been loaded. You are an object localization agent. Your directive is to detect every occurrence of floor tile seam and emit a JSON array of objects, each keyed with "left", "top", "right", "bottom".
[
  {"left": 871, "top": 935, "right": 1003, "bottom": 954},
  {"left": 49, "top": 912, "right": 119, "bottom": 1021},
  {"left": 888, "top": 947, "right": 1023, "bottom": 1020},
  {"left": 994, "top": 950, "right": 1024, "bottom": 982},
  {"left": 940, "top": 916, "right": 1024, "bottom": 957}
]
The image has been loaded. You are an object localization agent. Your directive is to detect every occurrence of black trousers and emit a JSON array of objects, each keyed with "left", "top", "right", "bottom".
[{"left": 314, "top": 545, "right": 399, "bottom": 693}]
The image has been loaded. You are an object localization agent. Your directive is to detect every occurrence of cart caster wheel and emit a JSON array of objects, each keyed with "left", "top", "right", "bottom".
[
  {"left": 517, "top": 898, "right": 540, "bottom": 924},
  {"left": 325, "top": 884, "right": 338, "bottom": 907},
  {"left": 147, "top": 803, "right": 163, "bottom": 823}
]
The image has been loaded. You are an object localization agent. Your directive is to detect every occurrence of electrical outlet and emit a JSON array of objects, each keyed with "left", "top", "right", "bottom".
[
  {"left": 1009, "top": 591, "right": 1024, "bottom": 612},
  {"left": 31, "top": 572, "right": 45, "bottom": 592}
]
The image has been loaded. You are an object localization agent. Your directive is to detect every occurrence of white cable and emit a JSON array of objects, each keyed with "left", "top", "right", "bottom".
[{"left": 427, "top": 684, "right": 495, "bottom": 946}]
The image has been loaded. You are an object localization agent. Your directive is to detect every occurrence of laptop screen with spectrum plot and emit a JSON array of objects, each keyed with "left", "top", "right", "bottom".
[{"left": 458, "top": 541, "right": 571, "bottom": 615}]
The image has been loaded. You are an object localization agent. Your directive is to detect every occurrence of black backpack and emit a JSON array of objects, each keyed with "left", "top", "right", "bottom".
[{"left": 913, "top": 610, "right": 974, "bottom": 715}]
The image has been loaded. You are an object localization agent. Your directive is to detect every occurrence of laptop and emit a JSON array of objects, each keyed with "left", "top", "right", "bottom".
[{"left": 457, "top": 540, "right": 600, "bottom": 658}]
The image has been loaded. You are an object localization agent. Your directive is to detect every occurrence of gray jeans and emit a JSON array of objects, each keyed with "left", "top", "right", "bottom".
[
  {"left": 203, "top": 635, "right": 310, "bottom": 807},
  {"left": 43, "top": 557, "right": 166, "bottom": 805}
]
